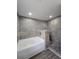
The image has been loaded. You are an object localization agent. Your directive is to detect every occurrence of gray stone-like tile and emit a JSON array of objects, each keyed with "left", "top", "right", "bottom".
[
  {"left": 30, "top": 49, "right": 61, "bottom": 59},
  {"left": 50, "top": 41, "right": 61, "bottom": 55}
]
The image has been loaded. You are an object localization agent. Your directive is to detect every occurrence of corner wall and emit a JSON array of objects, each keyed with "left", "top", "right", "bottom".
[{"left": 48, "top": 17, "right": 61, "bottom": 43}]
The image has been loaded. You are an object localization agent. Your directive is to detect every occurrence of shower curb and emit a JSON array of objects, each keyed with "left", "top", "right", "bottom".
[{"left": 48, "top": 47, "right": 61, "bottom": 58}]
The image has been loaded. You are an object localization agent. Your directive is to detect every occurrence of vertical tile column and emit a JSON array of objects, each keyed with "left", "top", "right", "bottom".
[{"left": 40, "top": 30, "right": 50, "bottom": 48}]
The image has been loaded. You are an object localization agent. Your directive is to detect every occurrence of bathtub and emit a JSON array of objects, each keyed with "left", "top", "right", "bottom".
[{"left": 17, "top": 37, "right": 45, "bottom": 59}]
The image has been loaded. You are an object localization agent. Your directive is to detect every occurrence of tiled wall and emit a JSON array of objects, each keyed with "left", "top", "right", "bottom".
[
  {"left": 17, "top": 16, "right": 48, "bottom": 40},
  {"left": 17, "top": 16, "right": 61, "bottom": 44},
  {"left": 48, "top": 17, "right": 61, "bottom": 43},
  {"left": 17, "top": 17, "right": 20, "bottom": 40}
]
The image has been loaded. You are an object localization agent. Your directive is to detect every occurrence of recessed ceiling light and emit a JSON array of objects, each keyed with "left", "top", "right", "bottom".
[
  {"left": 28, "top": 12, "right": 32, "bottom": 16},
  {"left": 49, "top": 15, "right": 52, "bottom": 18}
]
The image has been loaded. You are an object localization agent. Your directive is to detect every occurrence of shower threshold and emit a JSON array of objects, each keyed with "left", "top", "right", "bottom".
[
  {"left": 48, "top": 42, "right": 61, "bottom": 58},
  {"left": 48, "top": 47, "right": 61, "bottom": 58}
]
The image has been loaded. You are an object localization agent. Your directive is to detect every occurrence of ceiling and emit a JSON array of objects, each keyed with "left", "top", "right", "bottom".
[{"left": 17, "top": 0, "right": 61, "bottom": 21}]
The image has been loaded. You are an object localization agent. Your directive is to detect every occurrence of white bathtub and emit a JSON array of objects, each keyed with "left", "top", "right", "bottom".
[{"left": 17, "top": 37, "right": 45, "bottom": 59}]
